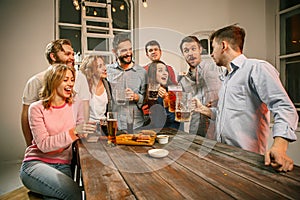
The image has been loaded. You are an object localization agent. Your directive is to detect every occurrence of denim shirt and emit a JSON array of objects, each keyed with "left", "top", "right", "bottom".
[
  {"left": 179, "top": 59, "right": 224, "bottom": 136},
  {"left": 107, "top": 62, "right": 147, "bottom": 130}
]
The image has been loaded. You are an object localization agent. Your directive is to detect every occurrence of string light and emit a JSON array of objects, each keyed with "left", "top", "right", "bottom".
[
  {"left": 120, "top": 4, "right": 125, "bottom": 10},
  {"left": 112, "top": 7, "right": 116, "bottom": 12},
  {"left": 142, "top": 0, "right": 148, "bottom": 8}
]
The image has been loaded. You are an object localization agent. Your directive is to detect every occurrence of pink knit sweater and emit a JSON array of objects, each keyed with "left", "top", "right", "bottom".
[{"left": 23, "top": 97, "right": 84, "bottom": 164}]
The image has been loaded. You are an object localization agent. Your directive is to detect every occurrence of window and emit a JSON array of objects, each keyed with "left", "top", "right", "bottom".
[
  {"left": 279, "top": 0, "right": 300, "bottom": 121},
  {"left": 56, "top": 0, "right": 133, "bottom": 64}
]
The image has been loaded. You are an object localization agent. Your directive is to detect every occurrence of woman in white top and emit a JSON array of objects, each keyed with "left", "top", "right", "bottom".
[{"left": 79, "top": 55, "right": 112, "bottom": 123}]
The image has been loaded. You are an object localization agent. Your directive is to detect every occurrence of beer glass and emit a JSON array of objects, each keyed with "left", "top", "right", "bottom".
[
  {"left": 116, "top": 89, "right": 126, "bottom": 105},
  {"left": 168, "top": 85, "right": 182, "bottom": 113},
  {"left": 148, "top": 83, "right": 160, "bottom": 100},
  {"left": 175, "top": 92, "right": 192, "bottom": 122},
  {"left": 107, "top": 112, "right": 118, "bottom": 145}
]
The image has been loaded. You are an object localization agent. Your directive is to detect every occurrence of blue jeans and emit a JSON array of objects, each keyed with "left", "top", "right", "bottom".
[{"left": 20, "top": 160, "right": 82, "bottom": 200}]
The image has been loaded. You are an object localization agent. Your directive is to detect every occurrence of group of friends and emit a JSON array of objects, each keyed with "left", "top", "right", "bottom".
[{"left": 19, "top": 25, "right": 298, "bottom": 199}]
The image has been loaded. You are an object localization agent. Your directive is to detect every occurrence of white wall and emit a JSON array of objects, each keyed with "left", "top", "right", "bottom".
[
  {"left": 0, "top": 0, "right": 54, "bottom": 162},
  {"left": 136, "top": 0, "right": 271, "bottom": 71}
]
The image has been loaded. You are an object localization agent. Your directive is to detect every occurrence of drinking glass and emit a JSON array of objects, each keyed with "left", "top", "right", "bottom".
[
  {"left": 107, "top": 112, "right": 118, "bottom": 145},
  {"left": 168, "top": 85, "right": 182, "bottom": 113},
  {"left": 116, "top": 89, "right": 126, "bottom": 105},
  {"left": 126, "top": 107, "right": 134, "bottom": 134},
  {"left": 175, "top": 92, "right": 192, "bottom": 122},
  {"left": 148, "top": 83, "right": 160, "bottom": 100}
]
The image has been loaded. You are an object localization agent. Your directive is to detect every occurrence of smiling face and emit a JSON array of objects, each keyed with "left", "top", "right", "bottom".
[
  {"left": 54, "top": 44, "right": 75, "bottom": 67},
  {"left": 146, "top": 45, "right": 162, "bottom": 61},
  {"left": 156, "top": 63, "right": 169, "bottom": 86},
  {"left": 92, "top": 57, "right": 107, "bottom": 80},
  {"left": 182, "top": 41, "right": 202, "bottom": 68},
  {"left": 116, "top": 40, "right": 133, "bottom": 65},
  {"left": 56, "top": 69, "right": 75, "bottom": 100}
]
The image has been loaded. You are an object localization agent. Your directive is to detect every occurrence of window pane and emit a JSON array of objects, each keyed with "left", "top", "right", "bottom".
[
  {"left": 59, "top": 28, "right": 81, "bottom": 53},
  {"left": 59, "top": 0, "right": 81, "bottom": 24},
  {"left": 88, "top": 38, "right": 108, "bottom": 51},
  {"left": 112, "top": 0, "right": 130, "bottom": 29},
  {"left": 286, "top": 13, "right": 300, "bottom": 54},
  {"left": 280, "top": 0, "right": 300, "bottom": 10},
  {"left": 285, "top": 56, "right": 300, "bottom": 121}
]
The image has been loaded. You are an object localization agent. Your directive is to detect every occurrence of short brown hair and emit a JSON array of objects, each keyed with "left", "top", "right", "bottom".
[
  {"left": 210, "top": 25, "right": 245, "bottom": 52},
  {"left": 179, "top": 36, "right": 201, "bottom": 53},
  {"left": 112, "top": 33, "right": 131, "bottom": 50},
  {"left": 45, "top": 39, "right": 72, "bottom": 64}
]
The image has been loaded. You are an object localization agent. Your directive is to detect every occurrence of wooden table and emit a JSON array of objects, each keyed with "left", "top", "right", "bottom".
[{"left": 76, "top": 128, "right": 300, "bottom": 200}]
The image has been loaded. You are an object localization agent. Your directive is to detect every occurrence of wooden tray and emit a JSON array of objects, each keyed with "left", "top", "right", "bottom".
[{"left": 116, "top": 134, "right": 156, "bottom": 146}]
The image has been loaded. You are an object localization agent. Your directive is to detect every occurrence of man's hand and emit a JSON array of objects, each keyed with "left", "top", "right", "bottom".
[
  {"left": 265, "top": 137, "right": 294, "bottom": 172},
  {"left": 125, "top": 88, "right": 138, "bottom": 102},
  {"left": 191, "top": 97, "right": 212, "bottom": 118}
]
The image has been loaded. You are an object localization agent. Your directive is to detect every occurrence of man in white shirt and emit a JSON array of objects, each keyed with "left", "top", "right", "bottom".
[{"left": 21, "top": 39, "right": 90, "bottom": 146}]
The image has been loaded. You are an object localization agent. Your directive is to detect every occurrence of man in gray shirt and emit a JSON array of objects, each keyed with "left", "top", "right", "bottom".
[
  {"left": 179, "top": 36, "right": 224, "bottom": 138},
  {"left": 107, "top": 34, "right": 147, "bottom": 130}
]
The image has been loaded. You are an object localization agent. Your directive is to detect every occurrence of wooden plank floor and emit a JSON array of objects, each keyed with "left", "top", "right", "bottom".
[{"left": 0, "top": 186, "right": 42, "bottom": 200}]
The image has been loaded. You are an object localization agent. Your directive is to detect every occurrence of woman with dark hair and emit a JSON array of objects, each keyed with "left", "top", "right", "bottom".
[
  {"left": 20, "top": 64, "right": 95, "bottom": 200},
  {"left": 143, "top": 60, "right": 180, "bottom": 129}
]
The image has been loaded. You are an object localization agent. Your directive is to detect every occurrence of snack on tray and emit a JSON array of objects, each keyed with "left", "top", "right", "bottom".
[
  {"left": 136, "top": 134, "right": 151, "bottom": 143},
  {"left": 139, "top": 130, "right": 157, "bottom": 137}
]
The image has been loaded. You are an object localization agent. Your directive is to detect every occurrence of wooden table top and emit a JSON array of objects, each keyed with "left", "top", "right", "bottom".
[{"left": 76, "top": 128, "right": 300, "bottom": 200}]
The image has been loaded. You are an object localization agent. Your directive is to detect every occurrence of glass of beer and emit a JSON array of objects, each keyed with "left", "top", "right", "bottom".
[
  {"left": 148, "top": 83, "right": 160, "bottom": 100},
  {"left": 116, "top": 89, "right": 126, "bottom": 105},
  {"left": 107, "top": 112, "right": 118, "bottom": 145},
  {"left": 175, "top": 92, "right": 192, "bottom": 122},
  {"left": 168, "top": 85, "right": 182, "bottom": 113}
]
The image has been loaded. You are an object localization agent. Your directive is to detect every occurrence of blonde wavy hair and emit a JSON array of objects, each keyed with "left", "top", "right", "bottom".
[
  {"left": 40, "top": 64, "right": 75, "bottom": 109},
  {"left": 79, "top": 55, "right": 105, "bottom": 94}
]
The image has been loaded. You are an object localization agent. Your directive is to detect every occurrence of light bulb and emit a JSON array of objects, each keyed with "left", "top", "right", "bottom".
[
  {"left": 112, "top": 7, "right": 116, "bottom": 12},
  {"left": 143, "top": 2, "right": 148, "bottom": 8},
  {"left": 120, "top": 4, "right": 125, "bottom": 10},
  {"left": 94, "top": 9, "right": 97, "bottom": 16},
  {"left": 73, "top": 0, "right": 79, "bottom": 7}
]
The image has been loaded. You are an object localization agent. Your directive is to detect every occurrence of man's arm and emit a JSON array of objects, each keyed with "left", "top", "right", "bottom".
[
  {"left": 265, "top": 137, "right": 294, "bottom": 172},
  {"left": 21, "top": 104, "right": 33, "bottom": 146}
]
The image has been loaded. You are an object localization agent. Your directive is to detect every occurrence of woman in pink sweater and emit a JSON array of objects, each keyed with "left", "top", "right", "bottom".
[{"left": 20, "top": 64, "right": 95, "bottom": 200}]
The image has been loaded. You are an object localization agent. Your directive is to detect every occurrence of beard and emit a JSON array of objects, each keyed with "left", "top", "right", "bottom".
[
  {"left": 54, "top": 55, "right": 74, "bottom": 68},
  {"left": 118, "top": 54, "right": 132, "bottom": 65}
]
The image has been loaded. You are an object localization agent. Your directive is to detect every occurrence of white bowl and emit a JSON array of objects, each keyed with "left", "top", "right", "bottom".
[
  {"left": 148, "top": 149, "right": 169, "bottom": 158},
  {"left": 157, "top": 135, "right": 169, "bottom": 144}
]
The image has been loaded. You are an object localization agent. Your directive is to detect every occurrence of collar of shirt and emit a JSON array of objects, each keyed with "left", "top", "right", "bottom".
[
  {"left": 227, "top": 54, "right": 246, "bottom": 76},
  {"left": 112, "top": 62, "right": 137, "bottom": 72}
]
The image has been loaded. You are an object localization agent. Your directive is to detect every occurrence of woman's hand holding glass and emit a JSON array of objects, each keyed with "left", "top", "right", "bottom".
[
  {"left": 158, "top": 86, "right": 169, "bottom": 108},
  {"left": 74, "top": 122, "right": 96, "bottom": 137}
]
